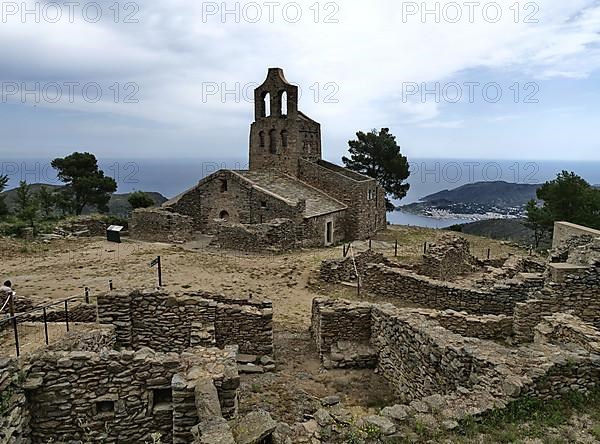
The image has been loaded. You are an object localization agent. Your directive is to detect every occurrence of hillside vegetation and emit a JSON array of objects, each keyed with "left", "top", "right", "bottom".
[{"left": 1, "top": 183, "right": 167, "bottom": 217}]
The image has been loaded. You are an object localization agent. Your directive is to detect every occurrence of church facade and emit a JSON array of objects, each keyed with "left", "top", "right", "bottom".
[{"left": 135, "top": 68, "right": 386, "bottom": 248}]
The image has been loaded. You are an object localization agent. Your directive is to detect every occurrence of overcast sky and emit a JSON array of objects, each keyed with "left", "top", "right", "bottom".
[{"left": 1, "top": 0, "right": 599, "bottom": 162}]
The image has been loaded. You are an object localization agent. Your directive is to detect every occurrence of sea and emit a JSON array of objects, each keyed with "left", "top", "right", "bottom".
[{"left": 3, "top": 157, "right": 600, "bottom": 229}]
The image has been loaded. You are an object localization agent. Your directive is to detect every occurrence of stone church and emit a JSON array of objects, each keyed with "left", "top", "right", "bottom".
[{"left": 133, "top": 68, "right": 386, "bottom": 248}]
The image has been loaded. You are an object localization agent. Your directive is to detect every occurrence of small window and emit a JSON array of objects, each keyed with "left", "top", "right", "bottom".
[
  {"left": 96, "top": 400, "right": 114, "bottom": 415},
  {"left": 220, "top": 179, "right": 228, "bottom": 192},
  {"left": 260, "top": 201, "right": 267, "bottom": 209},
  {"left": 367, "top": 189, "right": 376, "bottom": 201},
  {"left": 281, "top": 130, "right": 288, "bottom": 148},
  {"left": 263, "top": 92, "right": 271, "bottom": 117},
  {"left": 280, "top": 91, "right": 288, "bottom": 116},
  {"left": 259, "top": 131, "right": 265, "bottom": 148},
  {"left": 152, "top": 388, "right": 172, "bottom": 412},
  {"left": 269, "top": 129, "right": 277, "bottom": 154}
]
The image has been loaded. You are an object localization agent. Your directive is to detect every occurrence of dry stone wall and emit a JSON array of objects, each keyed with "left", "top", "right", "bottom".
[
  {"left": 310, "top": 298, "right": 374, "bottom": 368},
  {"left": 363, "top": 264, "right": 540, "bottom": 315},
  {"left": 21, "top": 302, "right": 97, "bottom": 324},
  {"left": 131, "top": 209, "right": 195, "bottom": 243},
  {"left": 401, "top": 307, "right": 513, "bottom": 340},
  {"left": 21, "top": 346, "right": 239, "bottom": 444},
  {"left": 210, "top": 218, "right": 298, "bottom": 252},
  {"left": 371, "top": 305, "right": 480, "bottom": 401},
  {"left": 513, "top": 262, "right": 600, "bottom": 342},
  {"left": 535, "top": 313, "right": 600, "bottom": 353},
  {"left": 298, "top": 159, "right": 386, "bottom": 240},
  {"left": 311, "top": 297, "right": 600, "bottom": 422},
  {"left": 320, "top": 250, "right": 395, "bottom": 283},
  {"left": 420, "top": 235, "right": 479, "bottom": 280},
  {"left": 97, "top": 289, "right": 273, "bottom": 358},
  {"left": 0, "top": 358, "right": 30, "bottom": 444}
]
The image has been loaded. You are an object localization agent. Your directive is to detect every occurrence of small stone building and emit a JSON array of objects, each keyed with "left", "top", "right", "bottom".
[{"left": 133, "top": 68, "right": 386, "bottom": 248}]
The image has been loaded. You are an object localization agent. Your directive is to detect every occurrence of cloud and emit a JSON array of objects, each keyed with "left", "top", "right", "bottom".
[
  {"left": 418, "top": 120, "right": 465, "bottom": 129},
  {"left": 0, "top": 0, "right": 600, "bottom": 158}
]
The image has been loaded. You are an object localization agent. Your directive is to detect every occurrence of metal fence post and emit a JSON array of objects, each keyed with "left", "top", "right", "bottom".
[
  {"left": 43, "top": 307, "right": 49, "bottom": 345},
  {"left": 9, "top": 293, "right": 19, "bottom": 357},
  {"left": 64, "top": 300, "right": 69, "bottom": 332},
  {"left": 85, "top": 287, "right": 90, "bottom": 304}
]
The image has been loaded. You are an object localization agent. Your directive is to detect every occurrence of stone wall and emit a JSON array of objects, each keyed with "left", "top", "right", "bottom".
[
  {"left": 210, "top": 218, "right": 298, "bottom": 252},
  {"left": 552, "top": 221, "right": 600, "bottom": 249},
  {"left": 363, "top": 264, "right": 540, "bottom": 315},
  {"left": 165, "top": 170, "right": 304, "bottom": 234},
  {"left": 420, "top": 234, "right": 478, "bottom": 280},
  {"left": 298, "top": 159, "right": 386, "bottom": 240},
  {"left": 371, "top": 305, "right": 481, "bottom": 401},
  {"left": 320, "top": 250, "right": 394, "bottom": 283},
  {"left": 21, "top": 302, "right": 97, "bottom": 324},
  {"left": 23, "top": 346, "right": 239, "bottom": 444},
  {"left": 311, "top": 298, "right": 372, "bottom": 356},
  {"left": 534, "top": 313, "right": 600, "bottom": 354},
  {"left": 311, "top": 297, "right": 600, "bottom": 415},
  {"left": 311, "top": 299, "right": 376, "bottom": 369},
  {"left": 513, "top": 262, "right": 600, "bottom": 342},
  {"left": 97, "top": 289, "right": 273, "bottom": 358},
  {"left": 402, "top": 307, "right": 513, "bottom": 340},
  {"left": 0, "top": 358, "right": 30, "bottom": 444},
  {"left": 301, "top": 210, "right": 347, "bottom": 247},
  {"left": 131, "top": 209, "right": 195, "bottom": 243},
  {"left": 47, "top": 325, "right": 116, "bottom": 352},
  {"left": 210, "top": 294, "right": 273, "bottom": 357}
]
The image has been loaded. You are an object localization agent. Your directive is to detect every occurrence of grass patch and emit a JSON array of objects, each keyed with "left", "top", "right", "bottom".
[{"left": 446, "top": 390, "right": 600, "bottom": 443}]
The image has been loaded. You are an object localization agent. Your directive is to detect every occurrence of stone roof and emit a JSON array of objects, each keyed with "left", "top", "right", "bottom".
[{"left": 235, "top": 170, "right": 347, "bottom": 218}]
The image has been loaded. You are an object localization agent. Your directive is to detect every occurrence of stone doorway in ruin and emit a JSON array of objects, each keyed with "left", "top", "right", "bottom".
[{"left": 325, "top": 221, "right": 333, "bottom": 246}]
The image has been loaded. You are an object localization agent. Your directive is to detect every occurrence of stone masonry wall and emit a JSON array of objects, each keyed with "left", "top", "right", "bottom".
[
  {"left": 402, "top": 308, "right": 513, "bottom": 340},
  {"left": 320, "top": 250, "right": 395, "bottom": 283},
  {"left": 513, "top": 262, "right": 600, "bottom": 342},
  {"left": 131, "top": 209, "right": 195, "bottom": 243},
  {"left": 371, "top": 305, "right": 479, "bottom": 401},
  {"left": 210, "top": 218, "right": 298, "bottom": 252},
  {"left": 420, "top": 234, "right": 479, "bottom": 280},
  {"left": 311, "top": 298, "right": 372, "bottom": 356},
  {"left": 21, "top": 302, "right": 97, "bottom": 324},
  {"left": 165, "top": 170, "right": 304, "bottom": 234},
  {"left": 23, "top": 346, "right": 239, "bottom": 444},
  {"left": 363, "top": 264, "right": 541, "bottom": 315},
  {"left": 552, "top": 221, "right": 600, "bottom": 249},
  {"left": 211, "top": 295, "right": 274, "bottom": 357},
  {"left": 0, "top": 358, "right": 30, "bottom": 444},
  {"left": 534, "top": 313, "right": 600, "bottom": 354},
  {"left": 97, "top": 289, "right": 273, "bottom": 358},
  {"left": 298, "top": 159, "right": 386, "bottom": 240},
  {"left": 301, "top": 210, "right": 347, "bottom": 248},
  {"left": 311, "top": 297, "right": 600, "bottom": 416}
]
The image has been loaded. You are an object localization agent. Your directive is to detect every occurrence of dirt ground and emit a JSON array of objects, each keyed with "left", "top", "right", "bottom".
[{"left": 0, "top": 226, "right": 530, "bottom": 420}]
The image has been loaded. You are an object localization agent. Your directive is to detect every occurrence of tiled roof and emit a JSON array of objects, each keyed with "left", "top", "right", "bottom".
[{"left": 235, "top": 171, "right": 347, "bottom": 218}]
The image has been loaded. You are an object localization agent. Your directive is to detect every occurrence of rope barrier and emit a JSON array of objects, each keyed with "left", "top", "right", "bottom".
[
  {"left": 349, "top": 243, "right": 361, "bottom": 294},
  {"left": 0, "top": 293, "right": 11, "bottom": 313}
]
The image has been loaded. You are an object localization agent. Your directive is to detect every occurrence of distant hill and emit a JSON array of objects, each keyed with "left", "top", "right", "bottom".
[
  {"left": 449, "top": 218, "right": 552, "bottom": 249},
  {"left": 400, "top": 181, "right": 542, "bottom": 217},
  {"left": 420, "top": 181, "right": 541, "bottom": 206},
  {"left": 1, "top": 183, "right": 167, "bottom": 217}
]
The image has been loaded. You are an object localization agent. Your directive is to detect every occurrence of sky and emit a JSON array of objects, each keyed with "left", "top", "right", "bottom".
[{"left": 1, "top": 0, "right": 600, "bottom": 163}]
